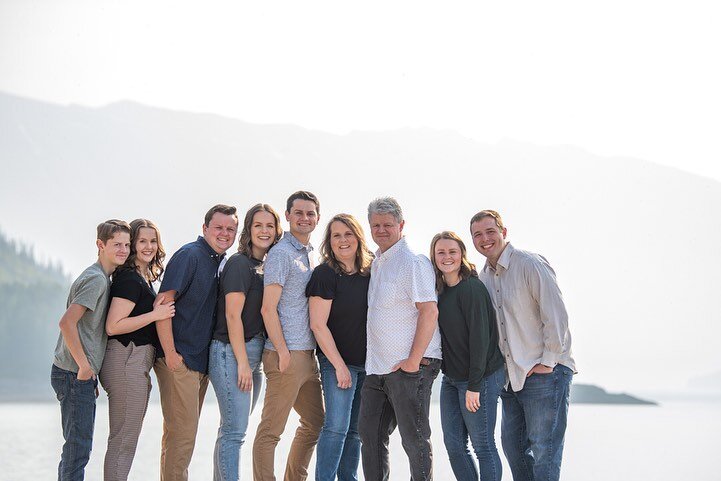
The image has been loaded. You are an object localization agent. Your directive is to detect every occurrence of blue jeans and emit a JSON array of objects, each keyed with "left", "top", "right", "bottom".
[
  {"left": 51, "top": 364, "right": 98, "bottom": 481},
  {"left": 440, "top": 368, "right": 505, "bottom": 481},
  {"left": 208, "top": 336, "right": 265, "bottom": 481},
  {"left": 500, "top": 364, "right": 573, "bottom": 481},
  {"left": 359, "top": 358, "right": 441, "bottom": 481},
  {"left": 315, "top": 353, "right": 365, "bottom": 481}
]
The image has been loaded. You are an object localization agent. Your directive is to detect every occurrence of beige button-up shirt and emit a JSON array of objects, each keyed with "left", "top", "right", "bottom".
[{"left": 479, "top": 243, "right": 576, "bottom": 391}]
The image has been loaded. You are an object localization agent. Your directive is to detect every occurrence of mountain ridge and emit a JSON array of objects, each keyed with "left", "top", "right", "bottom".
[{"left": 1, "top": 90, "right": 720, "bottom": 392}]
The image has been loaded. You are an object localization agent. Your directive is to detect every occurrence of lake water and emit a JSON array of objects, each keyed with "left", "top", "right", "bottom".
[{"left": 1, "top": 397, "right": 719, "bottom": 480}]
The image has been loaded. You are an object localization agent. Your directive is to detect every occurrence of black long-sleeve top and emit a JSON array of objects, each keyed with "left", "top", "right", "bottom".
[{"left": 437, "top": 276, "right": 505, "bottom": 391}]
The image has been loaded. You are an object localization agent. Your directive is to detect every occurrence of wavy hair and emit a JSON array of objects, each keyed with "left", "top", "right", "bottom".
[
  {"left": 118, "top": 218, "right": 165, "bottom": 282},
  {"left": 429, "top": 231, "right": 478, "bottom": 294},
  {"left": 237, "top": 203, "right": 283, "bottom": 258},
  {"left": 319, "top": 214, "right": 374, "bottom": 276}
]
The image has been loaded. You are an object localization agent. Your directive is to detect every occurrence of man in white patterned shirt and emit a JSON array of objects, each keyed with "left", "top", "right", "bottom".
[
  {"left": 471, "top": 209, "right": 575, "bottom": 481},
  {"left": 359, "top": 197, "right": 442, "bottom": 481}
]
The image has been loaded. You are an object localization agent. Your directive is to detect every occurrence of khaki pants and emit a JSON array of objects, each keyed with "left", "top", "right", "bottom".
[
  {"left": 253, "top": 350, "right": 324, "bottom": 481},
  {"left": 154, "top": 357, "right": 209, "bottom": 481}
]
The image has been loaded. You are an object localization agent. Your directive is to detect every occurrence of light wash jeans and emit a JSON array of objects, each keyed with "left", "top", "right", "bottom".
[
  {"left": 440, "top": 368, "right": 505, "bottom": 481},
  {"left": 500, "top": 364, "right": 573, "bottom": 481},
  {"left": 208, "top": 336, "right": 265, "bottom": 481},
  {"left": 315, "top": 353, "right": 365, "bottom": 481},
  {"left": 51, "top": 364, "right": 98, "bottom": 481}
]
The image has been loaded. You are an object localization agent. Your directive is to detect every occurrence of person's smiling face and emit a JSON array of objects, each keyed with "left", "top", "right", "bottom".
[
  {"left": 203, "top": 212, "right": 238, "bottom": 254},
  {"left": 470, "top": 216, "right": 507, "bottom": 263},
  {"left": 285, "top": 199, "right": 319, "bottom": 238}
]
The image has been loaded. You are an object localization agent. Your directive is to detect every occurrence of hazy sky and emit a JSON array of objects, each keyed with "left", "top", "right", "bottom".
[{"left": 1, "top": 0, "right": 720, "bottom": 181}]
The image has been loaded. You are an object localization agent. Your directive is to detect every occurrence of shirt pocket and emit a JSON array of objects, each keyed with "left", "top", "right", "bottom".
[{"left": 372, "top": 281, "right": 397, "bottom": 308}]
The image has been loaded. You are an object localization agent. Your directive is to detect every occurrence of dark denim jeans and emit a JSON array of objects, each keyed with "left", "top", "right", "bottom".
[
  {"left": 500, "top": 364, "right": 573, "bottom": 481},
  {"left": 440, "top": 367, "right": 505, "bottom": 481},
  {"left": 315, "top": 353, "right": 365, "bottom": 481},
  {"left": 51, "top": 364, "right": 98, "bottom": 481},
  {"left": 358, "top": 358, "right": 441, "bottom": 481}
]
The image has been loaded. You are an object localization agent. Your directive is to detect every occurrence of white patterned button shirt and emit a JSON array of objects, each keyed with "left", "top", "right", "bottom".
[
  {"left": 479, "top": 243, "right": 576, "bottom": 391},
  {"left": 366, "top": 237, "right": 442, "bottom": 375}
]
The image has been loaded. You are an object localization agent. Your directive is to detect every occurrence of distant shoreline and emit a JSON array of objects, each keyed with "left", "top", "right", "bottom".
[{"left": 2, "top": 379, "right": 665, "bottom": 405}]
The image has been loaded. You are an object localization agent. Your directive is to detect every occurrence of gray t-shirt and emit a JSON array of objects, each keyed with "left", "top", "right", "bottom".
[
  {"left": 263, "top": 233, "right": 316, "bottom": 351},
  {"left": 53, "top": 262, "right": 111, "bottom": 374}
]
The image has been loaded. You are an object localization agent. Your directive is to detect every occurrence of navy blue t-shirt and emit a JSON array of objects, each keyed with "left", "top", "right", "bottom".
[{"left": 158, "top": 236, "right": 223, "bottom": 373}]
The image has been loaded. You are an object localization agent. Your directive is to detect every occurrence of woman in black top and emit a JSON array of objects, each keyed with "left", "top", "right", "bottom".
[
  {"left": 430, "top": 231, "right": 505, "bottom": 481},
  {"left": 99, "top": 219, "right": 174, "bottom": 481},
  {"left": 306, "top": 213, "right": 374, "bottom": 481},
  {"left": 208, "top": 203, "right": 282, "bottom": 481}
]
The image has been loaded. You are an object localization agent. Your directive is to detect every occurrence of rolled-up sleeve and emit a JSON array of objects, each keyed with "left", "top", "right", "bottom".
[{"left": 527, "top": 256, "right": 569, "bottom": 367}]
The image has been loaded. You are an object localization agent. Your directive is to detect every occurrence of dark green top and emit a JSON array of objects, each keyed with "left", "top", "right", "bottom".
[{"left": 437, "top": 276, "right": 504, "bottom": 391}]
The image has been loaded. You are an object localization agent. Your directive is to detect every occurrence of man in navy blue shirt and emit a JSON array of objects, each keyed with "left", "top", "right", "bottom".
[{"left": 154, "top": 204, "right": 239, "bottom": 481}]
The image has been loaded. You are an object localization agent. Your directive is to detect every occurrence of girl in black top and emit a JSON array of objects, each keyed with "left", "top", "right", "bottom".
[
  {"left": 306, "top": 213, "right": 373, "bottom": 481},
  {"left": 99, "top": 219, "right": 174, "bottom": 481},
  {"left": 430, "top": 231, "right": 505, "bottom": 481}
]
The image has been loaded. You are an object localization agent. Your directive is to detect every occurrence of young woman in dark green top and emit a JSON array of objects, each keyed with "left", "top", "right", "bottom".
[{"left": 430, "top": 231, "right": 505, "bottom": 481}]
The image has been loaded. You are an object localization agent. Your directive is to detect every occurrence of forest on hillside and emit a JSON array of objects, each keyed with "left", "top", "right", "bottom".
[{"left": 0, "top": 230, "right": 69, "bottom": 391}]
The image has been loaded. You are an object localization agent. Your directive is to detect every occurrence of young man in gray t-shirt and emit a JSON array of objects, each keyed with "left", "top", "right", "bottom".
[{"left": 51, "top": 219, "right": 130, "bottom": 481}]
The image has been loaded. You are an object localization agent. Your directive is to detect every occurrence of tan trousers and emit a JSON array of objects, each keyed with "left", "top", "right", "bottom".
[
  {"left": 154, "top": 357, "right": 209, "bottom": 481},
  {"left": 253, "top": 350, "right": 324, "bottom": 481},
  {"left": 99, "top": 339, "right": 155, "bottom": 481}
]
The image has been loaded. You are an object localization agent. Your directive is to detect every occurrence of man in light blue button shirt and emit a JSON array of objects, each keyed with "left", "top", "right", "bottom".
[
  {"left": 253, "top": 191, "right": 324, "bottom": 481},
  {"left": 471, "top": 209, "right": 576, "bottom": 481}
]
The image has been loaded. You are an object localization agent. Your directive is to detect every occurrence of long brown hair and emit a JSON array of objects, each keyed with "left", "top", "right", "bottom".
[
  {"left": 319, "top": 214, "right": 374, "bottom": 276},
  {"left": 429, "top": 231, "right": 477, "bottom": 294},
  {"left": 118, "top": 219, "right": 166, "bottom": 282},
  {"left": 237, "top": 203, "right": 283, "bottom": 257}
]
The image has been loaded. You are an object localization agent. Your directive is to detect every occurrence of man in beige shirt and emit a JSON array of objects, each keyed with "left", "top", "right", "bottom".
[{"left": 471, "top": 209, "right": 575, "bottom": 481}]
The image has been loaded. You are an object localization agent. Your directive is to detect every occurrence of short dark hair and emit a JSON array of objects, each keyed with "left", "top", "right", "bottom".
[
  {"left": 286, "top": 191, "right": 320, "bottom": 214},
  {"left": 97, "top": 219, "right": 131, "bottom": 243},
  {"left": 204, "top": 204, "right": 238, "bottom": 226}
]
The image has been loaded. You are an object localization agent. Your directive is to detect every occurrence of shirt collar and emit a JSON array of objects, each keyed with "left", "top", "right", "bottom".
[
  {"left": 284, "top": 232, "right": 314, "bottom": 253},
  {"left": 483, "top": 242, "right": 514, "bottom": 272},
  {"left": 375, "top": 236, "right": 407, "bottom": 261},
  {"left": 195, "top": 236, "right": 224, "bottom": 261}
]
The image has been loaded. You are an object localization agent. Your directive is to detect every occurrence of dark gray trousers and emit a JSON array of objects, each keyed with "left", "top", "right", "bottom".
[{"left": 358, "top": 359, "right": 441, "bottom": 481}]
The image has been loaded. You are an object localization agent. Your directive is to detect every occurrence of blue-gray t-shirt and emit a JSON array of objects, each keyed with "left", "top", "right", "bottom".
[
  {"left": 159, "top": 236, "right": 223, "bottom": 373},
  {"left": 263, "top": 233, "right": 316, "bottom": 351}
]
